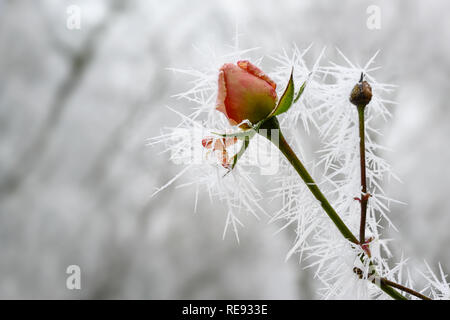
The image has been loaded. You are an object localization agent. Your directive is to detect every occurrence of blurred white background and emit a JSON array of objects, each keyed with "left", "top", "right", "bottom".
[{"left": 0, "top": 0, "right": 449, "bottom": 299}]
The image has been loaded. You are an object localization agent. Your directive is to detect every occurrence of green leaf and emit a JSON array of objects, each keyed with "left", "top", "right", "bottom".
[
  {"left": 230, "top": 135, "right": 251, "bottom": 170},
  {"left": 293, "top": 80, "right": 307, "bottom": 103},
  {"left": 269, "top": 69, "right": 295, "bottom": 117},
  {"left": 222, "top": 135, "right": 251, "bottom": 177}
]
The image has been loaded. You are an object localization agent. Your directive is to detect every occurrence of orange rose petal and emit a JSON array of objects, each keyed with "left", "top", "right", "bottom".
[
  {"left": 201, "top": 137, "right": 238, "bottom": 151},
  {"left": 237, "top": 60, "right": 277, "bottom": 90},
  {"left": 202, "top": 137, "right": 214, "bottom": 149},
  {"left": 220, "top": 149, "right": 230, "bottom": 169},
  {"left": 223, "top": 136, "right": 238, "bottom": 147},
  {"left": 216, "top": 70, "right": 228, "bottom": 116},
  {"left": 201, "top": 136, "right": 238, "bottom": 168}
]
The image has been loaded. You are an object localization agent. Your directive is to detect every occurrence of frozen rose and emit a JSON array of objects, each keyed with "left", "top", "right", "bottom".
[{"left": 216, "top": 60, "right": 277, "bottom": 127}]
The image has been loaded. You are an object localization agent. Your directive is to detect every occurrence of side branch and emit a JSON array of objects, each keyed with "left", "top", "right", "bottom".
[{"left": 381, "top": 278, "right": 432, "bottom": 300}]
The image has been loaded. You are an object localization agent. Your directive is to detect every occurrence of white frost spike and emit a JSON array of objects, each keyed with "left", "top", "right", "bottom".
[
  {"left": 419, "top": 262, "right": 450, "bottom": 300},
  {"left": 150, "top": 165, "right": 192, "bottom": 198}
]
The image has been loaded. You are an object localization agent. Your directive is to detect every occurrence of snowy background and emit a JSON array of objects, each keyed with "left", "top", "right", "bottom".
[{"left": 1, "top": 0, "right": 450, "bottom": 299}]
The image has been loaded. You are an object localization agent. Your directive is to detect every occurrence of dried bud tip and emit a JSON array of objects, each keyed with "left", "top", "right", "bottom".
[
  {"left": 349, "top": 76, "right": 372, "bottom": 107},
  {"left": 353, "top": 267, "right": 364, "bottom": 279}
]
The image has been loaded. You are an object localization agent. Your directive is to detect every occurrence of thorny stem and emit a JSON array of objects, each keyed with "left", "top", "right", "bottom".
[
  {"left": 351, "top": 76, "right": 429, "bottom": 300},
  {"left": 357, "top": 105, "right": 369, "bottom": 245},
  {"left": 259, "top": 117, "right": 408, "bottom": 300}
]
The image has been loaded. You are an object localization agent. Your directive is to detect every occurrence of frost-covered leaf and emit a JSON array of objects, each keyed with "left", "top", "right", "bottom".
[
  {"left": 269, "top": 69, "right": 294, "bottom": 117},
  {"left": 294, "top": 80, "right": 307, "bottom": 103}
]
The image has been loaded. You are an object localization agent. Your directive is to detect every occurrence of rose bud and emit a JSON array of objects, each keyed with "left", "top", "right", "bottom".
[
  {"left": 216, "top": 60, "right": 278, "bottom": 128},
  {"left": 349, "top": 74, "right": 372, "bottom": 107}
]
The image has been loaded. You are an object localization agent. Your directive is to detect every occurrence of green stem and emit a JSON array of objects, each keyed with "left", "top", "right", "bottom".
[
  {"left": 261, "top": 117, "right": 357, "bottom": 243},
  {"left": 282, "top": 133, "right": 359, "bottom": 243},
  {"left": 259, "top": 117, "right": 407, "bottom": 300},
  {"left": 379, "top": 278, "right": 408, "bottom": 300}
]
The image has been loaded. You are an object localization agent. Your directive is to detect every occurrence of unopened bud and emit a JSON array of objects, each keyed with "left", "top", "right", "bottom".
[{"left": 349, "top": 74, "right": 372, "bottom": 107}]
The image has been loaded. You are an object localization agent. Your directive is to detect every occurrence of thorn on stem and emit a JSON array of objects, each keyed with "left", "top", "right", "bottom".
[
  {"left": 362, "top": 193, "right": 372, "bottom": 201},
  {"left": 354, "top": 193, "right": 371, "bottom": 203}
]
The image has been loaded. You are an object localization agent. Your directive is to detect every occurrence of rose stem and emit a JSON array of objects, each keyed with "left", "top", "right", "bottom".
[{"left": 259, "top": 117, "right": 407, "bottom": 300}]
